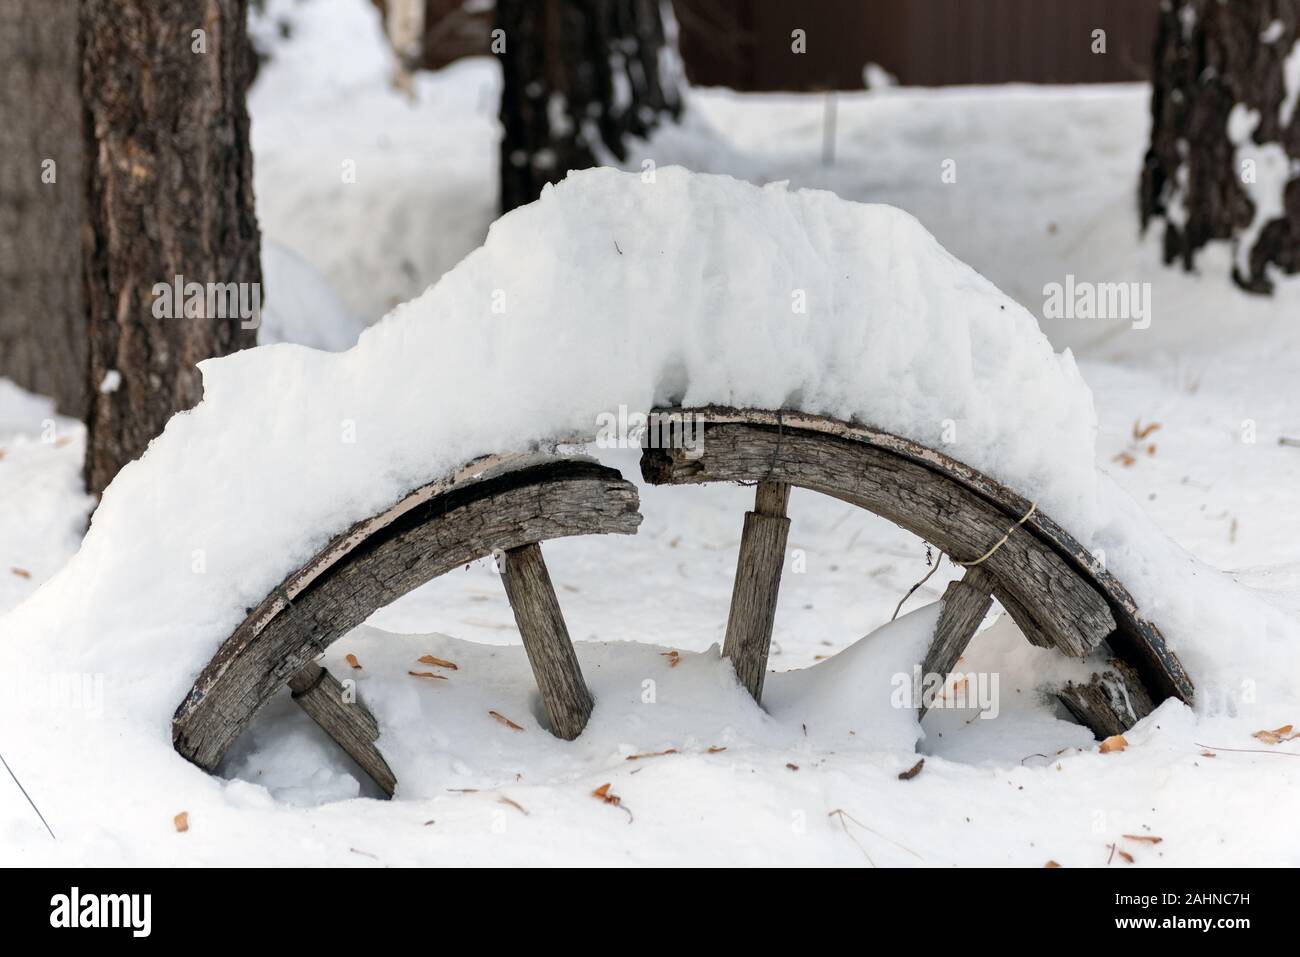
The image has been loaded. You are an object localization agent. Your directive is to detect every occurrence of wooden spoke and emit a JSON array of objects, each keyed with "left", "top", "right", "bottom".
[
  {"left": 723, "top": 481, "right": 791, "bottom": 703},
  {"left": 919, "top": 566, "right": 996, "bottom": 718},
  {"left": 500, "top": 543, "right": 594, "bottom": 740},
  {"left": 288, "top": 663, "right": 397, "bottom": 797}
]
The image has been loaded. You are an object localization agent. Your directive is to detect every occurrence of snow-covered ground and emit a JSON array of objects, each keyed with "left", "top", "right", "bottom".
[{"left": 1, "top": 0, "right": 1298, "bottom": 867}]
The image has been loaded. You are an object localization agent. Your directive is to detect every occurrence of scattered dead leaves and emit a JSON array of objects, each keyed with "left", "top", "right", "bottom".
[
  {"left": 173, "top": 812, "right": 189, "bottom": 833},
  {"left": 706, "top": 745, "right": 727, "bottom": 754},
  {"left": 1099, "top": 734, "right": 1128, "bottom": 753},
  {"left": 898, "top": 758, "right": 925, "bottom": 780},
  {"left": 625, "top": 748, "right": 678, "bottom": 761},
  {"left": 1045, "top": 860, "right": 1061, "bottom": 868},
  {"left": 660, "top": 650, "right": 681, "bottom": 667},
  {"left": 408, "top": 671, "right": 447, "bottom": 680},
  {"left": 1105, "top": 842, "right": 1135, "bottom": 865},
  {"left": 490, "top": 710, "right": 524, "bottom": 731},
  {"left": 786, "top": 762, "right": 799, "bottom": 771},
  {"left": 345, "top": 653, "right": 362, "bottom": 670},
  {"left": 417, "top": 654, "right": 458, "bottom": 670},
  {"left": 592, "top": 783, "right": 633, "bottom": 822},
  {"left": 10, "top": 567, "right": 31, "bottom": 579},
  {"left": 1133, "top": 420, "right": 1162, "bottom": 441},
  {"left": 1113, "top": 421, "right": 1162, "bottom": 467},
  {"left": 1123, "top": 834, "right": 1163, "bottom": 844},
  {"left": 1253, "top": 724, "right": 1299, "bottom": 745}
]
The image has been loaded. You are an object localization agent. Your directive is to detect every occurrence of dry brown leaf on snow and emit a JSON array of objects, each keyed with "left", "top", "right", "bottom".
[
  {"left": 591, "top": 782, "right": 633, "bottom": 822},
  {"left": 345, "top": 653, "right": 362, "bottom": 669},
  {"left": 1117, "top": 849, "right": 1135, "bottom": 864},
  {"left": 173, "top": 812, "right": 189, "bottom": 833},
  {"left": 408, "top": 670, "right": 447, "bottom": 680},
  {"left": 490, "top": 710, "right": 524, "bottom": 731},
  {"left": 898, "top": 758, "right": 925, "bottom": 780},
  {"left": 660, "top": 650, "right": 681, "bottom": 667},
  {"left": 592, "top": 783, "right": 617, "bottom": 803},
  {"left": 1201, "top": 751, "right": 1216, "bottom": 757},
  {"left": 706, "top": 746, "right": 727, "bottom": 753},
  {"left": 625, "top": 748, "right": 678, "bottom": 761},
  {"left": 1133, "top": 420, "right": 1162, "bottom": 440},
  {"left": 1099, "top": 735, "right": 1129, "bottom": 753},
  {"left": 785, "top": 762, "right": 799, "bottom": 771},
  {"left": 1044, "top": 860, "right": 1061, "bottom": 868},
  {"left": 1112, "top": 451, "right": 1136, "bottom": 467},
  {"left": 1252, "top": 724, "right": 1298, "bottom": 745},
  {"left": 1122, "top": 834, "right": 1163, "bottom": 844},
  {"left": 10, "top": 567, "right": 31, "bottom": 579},
  {"left": 592, "top": 782, "right": 634, "bottom": 821},
  {"left": 417, "top": 654, "right": 458, "bottom": 670}
]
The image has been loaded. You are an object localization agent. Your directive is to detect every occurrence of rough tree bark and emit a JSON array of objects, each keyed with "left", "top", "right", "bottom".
[
  {"left": 0, "top": 0, "right": 87, "bottom": 418},
  {"left": 81, "top": 0, "right": 262, "bottom": 496},
  {"left": 1140, "top": 1, "right": 1300, "bottom": 293},
  {"left": 495, "top": 0, "right": 682, "bottom": 213}
]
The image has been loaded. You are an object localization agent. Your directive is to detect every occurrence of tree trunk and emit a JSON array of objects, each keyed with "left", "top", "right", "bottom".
[
  {"left": 495, "top": 0, "right": 682, "bottom": 213},
  {"left": 1140, "top": 1, "right": 1300, "bottom": 293},
  {"left": 81, "top": 0, "right": 262, "bottom": 496},
  {"left": 0, "top": 0, "right": 87, "bottom": 418}
]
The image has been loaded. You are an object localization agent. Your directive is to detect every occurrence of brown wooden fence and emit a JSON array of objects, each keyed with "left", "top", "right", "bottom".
[
  {"left": 378, "top": 0, "right": 1161, "bottom": 90},
  {"left": 673, "top": 0, "right": 1161, "bottom": 90}
]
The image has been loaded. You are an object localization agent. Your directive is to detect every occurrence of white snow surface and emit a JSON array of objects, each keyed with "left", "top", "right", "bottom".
[
  {"left": 4, "top": 0, "right": 1300, "bottom": 867},
  {"left": 3, "top": 163, "right": 1297, "bottom": 865}
]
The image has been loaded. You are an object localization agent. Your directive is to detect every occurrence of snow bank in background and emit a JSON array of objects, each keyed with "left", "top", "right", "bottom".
[
  {"left": 248, "top": 0, "right": 395, "bottom": 104},
  {"left": 247, "top": 0, "right": 498, "bottom": 323},
  {"left": 258, "top": 241, "right": 363, "bottom": 351}
]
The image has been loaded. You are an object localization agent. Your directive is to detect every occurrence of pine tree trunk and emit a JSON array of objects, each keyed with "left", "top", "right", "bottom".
[
  {"left": 1140, "top": 0, "right": 1300, "bottom": 293},
  {"left": 496, "top": 0, "right": 682, "bottom": 213},
  {"left": 0, "top": 0, "right": 87, "bottom": 418},
  {"left": 81, "top": 0, "right": 262, "bottom": 496}
]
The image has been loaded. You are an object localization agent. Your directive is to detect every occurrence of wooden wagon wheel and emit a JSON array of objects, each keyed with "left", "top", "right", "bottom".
[
  {"left": 174, "top": 406, "right": 1193, "bottom": 798},
  {"left": 172, "top": 457, "right": 642, "bottom": 796},
  {"left": 639, "top": 407, "right": 1193, "bottom": 738}
]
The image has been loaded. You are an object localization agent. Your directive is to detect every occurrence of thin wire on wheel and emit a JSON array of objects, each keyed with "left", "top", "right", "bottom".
[
  {"left": 954, "top": 501, "right": 1038, "bottom": 567},
  {"left": 890, "top": 552, "right": 942, "bottom": 621},
  {"left": 890, "top": 500, "right": 1038, "bottom": 620}
]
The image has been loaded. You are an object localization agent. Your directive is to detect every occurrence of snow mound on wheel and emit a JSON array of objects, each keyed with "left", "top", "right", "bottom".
[
  {"left": 0, "top": 167, "right": 1251, "bottom": 683},
  {"left": 100, "top": 167, "right": 1102, "bottom": 638}
]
